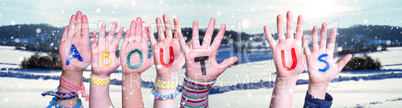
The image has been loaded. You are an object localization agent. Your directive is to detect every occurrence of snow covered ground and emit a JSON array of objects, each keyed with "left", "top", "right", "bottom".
[{"left": 1, "top": 46, "right": 402, "bottom": 107}]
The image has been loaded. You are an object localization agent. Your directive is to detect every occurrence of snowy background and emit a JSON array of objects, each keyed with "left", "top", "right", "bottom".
[{"left": 1, "top": 0, "right": 402, "bottom": 107}]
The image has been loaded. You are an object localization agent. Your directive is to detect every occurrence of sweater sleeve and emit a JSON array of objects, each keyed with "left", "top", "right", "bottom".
[{"left": 303, "top": 91, "right": 333, "bottom": 108}]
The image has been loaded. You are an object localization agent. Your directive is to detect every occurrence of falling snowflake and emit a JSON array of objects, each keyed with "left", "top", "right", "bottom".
[
  {"left": 36, "top": 28, "right": 41, "bottom": 33},
  {"left": 131, "top": 1, "right": 136, "bottom": 5},
  {"left": 216, "top": 11, "right": 222, "bottom": 16},
  {"left": 96, "top": 8, "right": 101, "bottom": 13},
  {"left": 18, "top": 56, "right": 24, "bottom": 61},
  {"left": 15, "top": 38, "right": 20, "bottom": 43},
  {"left": 337, "top": 47, "right": 343, "bottom": 52},
  {"left": 242, "top": 19, "right": 250, "bottom": 29},
  {"left": 158, "top": 0, "right": 163, "bottom": 5},
  {"left": 10, "top": 20, "right": 16, "bottom": 25}
]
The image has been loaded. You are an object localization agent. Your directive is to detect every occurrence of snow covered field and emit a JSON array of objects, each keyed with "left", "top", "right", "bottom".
[{"left": 1, "top": 46, "right": 402, "bottom": 107}]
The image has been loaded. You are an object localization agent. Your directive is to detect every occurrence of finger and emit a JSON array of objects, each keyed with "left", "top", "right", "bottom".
[
  {"left": 91, "top": 31, "right": 98, "bottom": 49},
  {"left": 286, "top": 11, "right": 293, "bottom": 39},
  {"left": 156, "top": 17, "right": 165, "bottom": 40},
  {"left": 264, "top": 26, "right": 276, "bottom": 50},
  {"left": 192, "top": 21, "right": 200, "bottom": 48},
  {"left": 107, "top": 22, "right": 118, "bottom": 44},
  {"left": 188, "top": 40, "right": 194, "bottom": 49},
  {"left": 312, "top": 26, "right": 319, "bottom": 51},
  {"left": 320, "top": 23, "right": 327, "bottom": 49},
  {"left": 74, "top": 11, "right": 82, "bottom": 39},
  {"left": 141, "top": 22, "right": 148, "bottom": 43},
  {"left": 122, "top": 30, "right": 131, "bottom": 48},
  {"left": 67, "top": 15, "right": 76, "bottom": 39},
  {"left": 173, "top": 17, "right": 182, "bottom": 39},
  {"left": 178, "top": 32, "right": 190, "bottom": 54},
  {"left": 135, "top": 17, "right": 142, "bottom": 40},
  {"left": 82, "top": 15, "right": 89, "bottom": 38},
  {"left": 218, "top": 56, "right": 238, "bottom": 71},
  {"left": 61, "top": 26, "right": 68, "bottom": 42},
  {"left": 114, "top": 57, "right": 121, "bottom": 68},
  {"left": 147, "top": 26, "right": 157, "bottom": 49},
  {"left": 295, "top": 15, "right": 303, "bottom": 40},
  {"left": 211, "top": 24, "right": 226, "bottom": 50},
  {"left": 277, "top": 15, "right": 285, "bottom": 40},
  {"left": 129, "top": 20, "right": 136, "bottom": 42},
  {"left": 327, "top": 28, "right": 337, "bottom": 53},
  {"left": 337, "top": 54, "right": 352, "bottom": 73},
  {"left": 163, "top": 15, "right": 173, "bottom": 39},
  {"left": 302, "top": 35, "right": 311, "bottom": 55},
  {"left": 99, "top": 23, "right": 106, "bottom": 45},
  {"left": 203, "top": 18, "right": 216, "bottom": 46},
  {"left": 114, "top": 27, "right": 124, "bottom": 48}
]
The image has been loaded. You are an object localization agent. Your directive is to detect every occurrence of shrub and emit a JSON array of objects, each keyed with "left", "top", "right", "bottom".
[
  {"left": 340, "top": 54, "right": 381, "bottom": 71},
  {"left": 20, "top": 53, "right": 62, "bottom": 69}
]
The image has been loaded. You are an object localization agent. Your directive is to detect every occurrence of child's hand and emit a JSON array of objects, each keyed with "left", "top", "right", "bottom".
[
  {"left": 59, "top": 11, "right": 91, "bottom": 73},
  {"left": 120, "top": 17, "right": 153, "bottom": 74},
  {"left": 264, "top": 11, "right": 305, "bottom": 78},
  {"left": 265, "top": 11, "right": 305, "bottom": 108},
  {"left": 90, "top": 22, "right": 123, "bottom": 78},
  {"left": 178, "top": 18, "right": 238, "bottom": 82},
  {"left": 302, "top": 23, "right": 352, "bottom": 99},
  {"left": 147, "top": 15, "right": 185, "bottom": 81}
]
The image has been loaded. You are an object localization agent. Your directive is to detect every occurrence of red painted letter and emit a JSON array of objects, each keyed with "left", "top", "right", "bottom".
[
  {"left": 281, "top": 48, "right": 297, "bottom": 71},
  {"left": 160, "top": 46, "right": 175, "bottom": 67}
]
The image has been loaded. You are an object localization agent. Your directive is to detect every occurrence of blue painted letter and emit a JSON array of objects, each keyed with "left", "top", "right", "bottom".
[
  {"left": 66, "top": 44, "right": 83, "bottom": 65},
  {"left": 126, "top": 49, "right": 143, "bottom": 69},
  {"left": 318, "top": 54, "right": 330, "bottom": 72}
]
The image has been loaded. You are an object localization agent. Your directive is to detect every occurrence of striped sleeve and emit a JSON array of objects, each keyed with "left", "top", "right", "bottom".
[{"left": 180, "top": 75, "right": 215, "bottom": 108}]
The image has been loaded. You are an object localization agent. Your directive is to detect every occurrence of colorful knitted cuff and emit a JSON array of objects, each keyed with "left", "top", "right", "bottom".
[
  {"left": 155, "top": 79, "right": 178, "bottom": 89},
  {"left": 46, "top": 97, "right": 82, "bottom": 108},
  {"left": 90, "top": 77, "right": 110, "bottom": 85},
  {"left": 42, "top": 91, "right": 78, "bottom": 100},
  {"left": 180, "top": 74, "right": 215, "bottom": 108},
  {"left": 151, "top": 88, "right": 180, "bottom": 100},
  {"left": 55, "top": 92, "right": 77, "bottom": 100}
]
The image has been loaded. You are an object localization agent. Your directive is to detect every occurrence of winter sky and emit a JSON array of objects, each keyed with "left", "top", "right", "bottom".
[{"left": 0, "top": 0, "right": 401, "bottom": 33}]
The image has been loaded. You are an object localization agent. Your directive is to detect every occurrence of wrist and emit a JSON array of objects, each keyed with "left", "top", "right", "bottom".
[
  {"left": 61, "top": 71, "right": 83, "bottom": 86},
  {"left": 186, "top": 71, "right": 216, "bottom": 82},
  {"left": 156, "top": 72, "right": 178, "bottom": 82},
  {"left": 90, "top": 73, "right": 110, "bottom": 79},
  {"left": 273, "top": 76, "right": 298, "bottom": 90},
  {"left": 155, "top": 87, "right": 176, "bottom": 95},
  {"left": 307, "top": 83, "right": 328, "bottom": 99}
]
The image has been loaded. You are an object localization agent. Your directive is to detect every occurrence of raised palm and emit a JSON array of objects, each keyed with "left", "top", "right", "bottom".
[
  {"left": 120, "top": 18, "right": 153, "bottom": 74},
  {"left": 59, "top": 11, "right": 91, "bottom": 72},
  {"left": 302, "top": 23, "right": 352, "bottom": 85},
  {"left": 91, "top": 22, "right": 123, "bottom": 77},
  {"left": 178, "top": 18, "right": 238, "bottom": 82},
  {"left": 264, "top": 11, "right": 305, "bottom": 77},
  {"left": 148, "top": 15, "right": 185, "bottom": 79}
]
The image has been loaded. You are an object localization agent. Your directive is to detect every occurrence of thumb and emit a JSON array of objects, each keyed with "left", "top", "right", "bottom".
[
  {"left": 337, "top": 54, "right": 352, "bottom": 73},
  {"left": 218, "top": 56, "right": 238, "bottom": 72}
]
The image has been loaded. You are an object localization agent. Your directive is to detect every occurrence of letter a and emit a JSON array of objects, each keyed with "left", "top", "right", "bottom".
[
  {"left": 66, "top": 44, "right": 83, "bottom": 65},
  {"left": 280, "top": 48, "right": 297, "bottom": 71},
  {"left": 160, "top": 46, "right": 175, "bottom": 67},
  {"left": 318, "top": 54, "right": 330, "bottom": 72}
]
